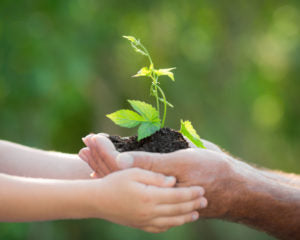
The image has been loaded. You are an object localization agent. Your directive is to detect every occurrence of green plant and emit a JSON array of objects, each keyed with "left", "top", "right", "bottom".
[{"left": 107, "top": 36, "right": 205, "bottom": 148}]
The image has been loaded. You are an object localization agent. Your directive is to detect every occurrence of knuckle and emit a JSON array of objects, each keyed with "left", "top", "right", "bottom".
[
  {"left": 184, "top": 189, "right": 193, "bottom": 200},
  {"left": 191, "top": 188, "right": 199, "bottom": 198},
  {"left": 141, "top": 193, "right": 152, "bottom": 203},
  {"left": 174, "top": 190, "right": 184, "bottom": 201},
  {"left": 176, "top": 204, "right": 187, "bottom": 214},
  {"left": 192, "top": 199, "right": 201, "bottom": 210},
  {"left": 156, "top": 173, "right": 166, "bottom": 183},
  {"left": 138, "top": 209, "right": 150, "bottom": 219},
  {"left": 137, "top": 206, "right": 153, "bottom": 220}
]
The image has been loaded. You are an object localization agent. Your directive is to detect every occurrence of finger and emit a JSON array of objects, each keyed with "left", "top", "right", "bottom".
[
  {"left": 86, "top": 136, "right": 111, "bottom": 175},
  {"left": 150, "top": 186, "right": 205, "bottom": 204},
  {"left": 155, "top": 197, "right": 207, "bottom": 217},
  {"left": 201, "top": 139, "right": 223, "bottom": 153},
  {"left": 79, "top": 147, "right": 96, "bottom": 165},
  {"left": 79, "top": 147, "right": 103, "bottom": 176},
  {"left": 79, "top": 148, "right": 104, "bottom": 178},
  {"left": 150, "top": 211, "right": 199, "bottom": 228},
  {"left": 90, "top": 171, "right": 103, "bottom": 178},
  {"left": 142, "top": 226, "right": 169, "bottom": 233},
  {"left": 116, "top": 151, "right": 174, "bottom": 176},
  {"left": 82, "top": 133, "right": 95, "bottom": 146},
  {"left": 78, "top": 147, "right": 96, "bottom": 170},
  {"left": 128, "top": 168, "right": 176, "bottom": 188},
  {"left": 93, "top": 135, "right": 119, "bottom": 171},
  {"left": 78, "top": 148, "right": 89, "bottom": 163}
]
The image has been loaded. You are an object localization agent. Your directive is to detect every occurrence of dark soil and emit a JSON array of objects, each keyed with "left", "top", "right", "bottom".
[{"left": 109, "top": 127, "right": 189, "bottom": 153}]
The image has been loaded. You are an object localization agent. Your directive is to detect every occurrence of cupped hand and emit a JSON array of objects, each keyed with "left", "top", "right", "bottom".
[
  {"left": 91, "top": 168, "right": 207, "bottom": 233},
  {"left": 79, "top": 133, "right": 223, "bottom": 178},
  {"left": 79, "top": 134, "right": 237, "bottom": 219}
]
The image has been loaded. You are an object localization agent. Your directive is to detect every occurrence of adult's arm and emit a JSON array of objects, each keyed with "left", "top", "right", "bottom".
[
  {"left": 201, "top": 139, "right": 300, "bottom": 187},
  {"left": 81, "top": 135, "right": 300, "bottom": 240},
  {"left": 0, "top": 140, "right": 92, "bottom": 179}
]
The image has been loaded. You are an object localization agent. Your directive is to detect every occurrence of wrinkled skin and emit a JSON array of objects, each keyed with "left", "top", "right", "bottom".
[{"left": 79, "top": 134, "right": 300, "bottom": 239}]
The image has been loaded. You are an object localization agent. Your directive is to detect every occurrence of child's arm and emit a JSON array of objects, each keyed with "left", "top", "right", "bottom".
[
  {"left": 0, "top": 140, "right": 92, "bottom": 179},
  {"left": 0, "top": 169, "right": 207, "bottom": 233}
]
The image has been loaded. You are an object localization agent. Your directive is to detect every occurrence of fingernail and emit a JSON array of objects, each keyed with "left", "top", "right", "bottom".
[
  {"left": 165, "top": 176, "right": 176, "bottom": 184},
  {"left": 198, "top": 188, "right": 205, "bottom": 196},
  {"left": 192, "top": 212, "right": 199, "bottom": 221},
  {"left": 116, "top": 153, "right": 133, "bottom": 169},
  {"left": 200, "top": 198, "right": 208, "bottom": 208},
  {"left": 90, "top": 172, "right": 96, "bottom": 178}
]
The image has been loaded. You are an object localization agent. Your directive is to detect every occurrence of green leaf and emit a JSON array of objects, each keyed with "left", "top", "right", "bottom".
[
  {"left": 180, "top": 120, "right": 205, "bottom": 148},
  {"left": 131, "top": 43, "right": 147, "bottom": 56},
  {"left": 128, "top": 100, "right": 160, "bottom": 123},
  {"left": 133, "top": 66, "right": 152, "bottom": 78},
  {"left": 138, "top": 122, "right": 161, "bottom": 140},
  {"left": 106, "top": 110, "right": 143, "bottom": 128},
  {"left": 158, "top": 97, "right": 174, "bottom": 108},
  {"left": 123, "top": 36, "right": 147, "bottom": 56},
  {"left": 154, "top": 68, "right": 176, "bottom": 81}
]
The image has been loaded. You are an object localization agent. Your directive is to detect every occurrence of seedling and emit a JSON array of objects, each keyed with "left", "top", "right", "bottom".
[{"left": 107, "top": 36, "right": 205, "bottom": 148}]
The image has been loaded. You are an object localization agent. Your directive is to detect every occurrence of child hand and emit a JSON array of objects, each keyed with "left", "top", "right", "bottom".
[{"left": 91, "top": 168, "right": 207, "bottom": 233}]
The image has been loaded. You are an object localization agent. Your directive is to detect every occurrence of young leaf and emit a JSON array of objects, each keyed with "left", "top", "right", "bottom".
[
  {"left": 154, "top": 68, "right": 176, "bottom": 81},
  {"left": 123, "top": 35, "right": 138, "bottom": 43},
  {"left": 138, "top": 122, "right": 161, "bottom": 141},
  {"left": 158, "top": 97, "right": 174, "bottom": 108},
  {"left": 123, "top": 36, "right": 147, "bottom": 56},
  {"left": 106, "top": 110, "right": 143, "bottom": 128},
  {"left": 180, "top": 120, "right": 205, "bottom": 148},
  {"left": 131, "top": 44, "right": 147, "bottom": 56},
  {"left": 128, "top": 100, "right": 160, "bottom": 123}
]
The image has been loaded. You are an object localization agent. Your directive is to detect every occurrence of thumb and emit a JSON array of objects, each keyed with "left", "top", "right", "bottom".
[
  {"left": 129, "top": 168, "right": 176, "bottom": 187},
  {"left": 116, "top": 151, "right": 174, "bottom": 176}
]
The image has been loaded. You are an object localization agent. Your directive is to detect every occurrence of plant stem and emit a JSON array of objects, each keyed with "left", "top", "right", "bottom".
[
  {"left": 138, "top": 41, "right": 166, "bottom": 128},
  {"left": 156, "top": 85, "right": 167, "bottom": 128},
  {"left": 155, "top": 85, "right": 160, "bottom": 120},
  {"left": 150, "top": 75, "right": 160, "bottom": 121},
  {"left": 139, "top": 43, "right": 153, "bottom": 66}
]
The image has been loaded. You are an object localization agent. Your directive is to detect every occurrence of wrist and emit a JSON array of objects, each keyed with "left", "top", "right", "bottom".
[
  {"left": 221, "top": 157, "right": 257, "bottom": 219},
  {"left": 224, "top": 157, "right": 288, "bottom": 220},
  {"left": 56, "top": 179, "right": 102, "bottom": 220},
  {"left": 74, "top": 179, "right": 104, "bottom": 219},
  {"left": 86, "top": 178, "right": 116, "bottom": 221}
]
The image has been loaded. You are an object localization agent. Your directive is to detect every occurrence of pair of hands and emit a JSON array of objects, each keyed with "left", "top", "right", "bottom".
[
  {"left": 79, "top": 134, "right": 211, "bottom": 233},
  {"left": 79, "top": 133, "right": 236, "bottom": 232}
]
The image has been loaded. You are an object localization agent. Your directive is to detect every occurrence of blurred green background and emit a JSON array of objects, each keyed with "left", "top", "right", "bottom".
[{"left": 0, "top": 0, "right": 299, "bottom": 239}]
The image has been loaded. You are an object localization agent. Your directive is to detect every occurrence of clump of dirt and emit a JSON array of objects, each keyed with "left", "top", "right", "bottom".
[{"left": 109, "top": 127, "right": 189, "bottom": 153}]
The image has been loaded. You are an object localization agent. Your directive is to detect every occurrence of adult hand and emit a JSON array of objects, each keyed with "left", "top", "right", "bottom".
[
  {"left": 79, "top": 133, "right": 223, "bottom": 178},
  {"left": 80, "top": 134, "right": 300, "bottom": 239}
]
